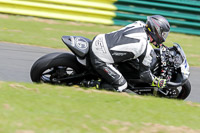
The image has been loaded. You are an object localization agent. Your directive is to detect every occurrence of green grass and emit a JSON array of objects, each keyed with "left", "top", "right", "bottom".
[
  {"left": 0, "top": 14, "right": 118, "bottom": 48},
  {"left": 0, "top": 14, "right": 200, "bottom": 66},
  {"left": 0, "top": 81, "right": 200, "bottom": 133}
]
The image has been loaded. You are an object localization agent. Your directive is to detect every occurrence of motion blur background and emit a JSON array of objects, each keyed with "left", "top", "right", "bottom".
[{"left": 0, "top": 0, "right": 200, "bottom": 35}]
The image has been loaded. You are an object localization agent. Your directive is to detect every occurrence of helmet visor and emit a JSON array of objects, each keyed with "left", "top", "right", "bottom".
[{"left": 162, "top": 31, "right": 169, "bottom": 42}]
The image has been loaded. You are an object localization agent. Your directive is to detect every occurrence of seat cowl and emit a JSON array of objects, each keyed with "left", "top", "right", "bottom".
[{"left": 62, "top": 36, "right": 91, "bottom": 58}]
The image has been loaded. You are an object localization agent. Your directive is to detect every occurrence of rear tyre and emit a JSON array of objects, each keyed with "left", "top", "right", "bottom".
[{"left": 30, "top": 52, "right": 85, "bottom": 84}]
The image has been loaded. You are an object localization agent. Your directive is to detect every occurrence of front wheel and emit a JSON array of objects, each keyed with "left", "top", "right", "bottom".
[
  {"left": 30, "top": 52, "right": 85, "bottom": 84},
  {"left": 157, "top": 80, "right": 191, "bottom": 100},
  {"left": 177, "top": 80, "right": 191, "bottom": 100}
]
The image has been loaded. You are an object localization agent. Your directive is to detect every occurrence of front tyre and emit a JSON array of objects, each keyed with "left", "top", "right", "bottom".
[
  {"left": 177, "top": 80, "right": 191, "bottom": 100},
  {"left": 157, "top": 80, "right": 191, "bottom": 100},
  {"left": 30, "top": 52, "right": 85, "bottom": 84}
]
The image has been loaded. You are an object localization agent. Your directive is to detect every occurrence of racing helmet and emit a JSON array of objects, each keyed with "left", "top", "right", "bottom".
[{"left": 146, "top": 15, "right": 170, "bottom": 47}]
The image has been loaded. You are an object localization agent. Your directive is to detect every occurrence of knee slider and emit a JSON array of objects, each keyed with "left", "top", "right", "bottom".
[{"left": 112, "top": 76, "right": 127, "bottom": 92}]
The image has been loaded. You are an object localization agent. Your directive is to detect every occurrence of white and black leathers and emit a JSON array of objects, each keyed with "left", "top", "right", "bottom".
[{"left": 90, "top": 21, "right": 155, "bottom": 91}]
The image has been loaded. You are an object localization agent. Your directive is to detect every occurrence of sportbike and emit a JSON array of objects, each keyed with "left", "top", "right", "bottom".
[{"left": 30, "top": 36, "right": 191, "bottom": 100}]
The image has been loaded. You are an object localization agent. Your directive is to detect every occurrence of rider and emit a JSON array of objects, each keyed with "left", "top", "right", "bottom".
[{"left": 90, "top": 15, "right": 170, "bottom": 92}]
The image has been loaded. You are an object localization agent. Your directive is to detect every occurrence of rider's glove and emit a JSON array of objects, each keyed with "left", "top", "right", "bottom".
[{"left": 152, "top": 77, "right": 166, "bottom": 88}]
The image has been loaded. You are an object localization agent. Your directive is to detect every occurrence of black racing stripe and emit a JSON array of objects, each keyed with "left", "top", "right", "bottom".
[
  {"left": 105, "top": 26, "right": 145, "bottom": 48},
  {"left": 105, "top": 33, "right": 138, "bottom": 49}
]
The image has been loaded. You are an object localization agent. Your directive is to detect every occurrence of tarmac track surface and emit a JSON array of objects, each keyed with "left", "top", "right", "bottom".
[{"left": 0, "top": 42, "right": 199, "bottom": 103}]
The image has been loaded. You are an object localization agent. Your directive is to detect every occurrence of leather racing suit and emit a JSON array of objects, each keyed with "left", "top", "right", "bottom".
[{"left": 90, "top": 21, "right": 155, "bottom": 91}]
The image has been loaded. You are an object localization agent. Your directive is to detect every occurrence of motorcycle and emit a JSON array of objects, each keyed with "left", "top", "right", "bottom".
[{"left": 30, "top": 36, "right": 191, "bottom": 100}]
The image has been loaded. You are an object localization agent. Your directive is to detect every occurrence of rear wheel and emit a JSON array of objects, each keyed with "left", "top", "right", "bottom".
[{"left": 30, "top": 52, "right": 85, "bottom": 85}]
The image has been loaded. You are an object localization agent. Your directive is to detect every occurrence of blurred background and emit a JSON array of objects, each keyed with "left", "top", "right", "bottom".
[{"left": 0, "top": 0, "right": 199, "bottom": 35}]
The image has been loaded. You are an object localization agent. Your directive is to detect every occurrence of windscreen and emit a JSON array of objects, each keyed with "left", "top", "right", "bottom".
[{"left": 173, "top": 43, "right": 186, "bottom": 61}]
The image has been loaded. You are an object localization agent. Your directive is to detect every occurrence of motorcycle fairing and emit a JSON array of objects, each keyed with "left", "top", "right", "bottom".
[
  {"left": 173, "top": 43, "right": 190, "bottom": 79},
  {"left": 180, "top": 59, "right": 190, "bottom": 79},
  {"left": 62, "top": 36, "right": 91, "bottom": 59}
]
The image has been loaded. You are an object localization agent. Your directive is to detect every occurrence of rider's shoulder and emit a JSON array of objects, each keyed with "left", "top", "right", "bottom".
[
  {"left": 135, "top": 21, "right": 146, "bottom": 25},
  {"left": 127, "top": 21, "right": 146, "bottom": 27}
]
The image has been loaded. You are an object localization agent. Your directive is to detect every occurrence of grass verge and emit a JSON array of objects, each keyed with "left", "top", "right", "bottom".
[
  {"left": 0, "top": 14, "right": 200, "bottom": 66},
  {"left": 0, "top": 81, "right": 200, "bottom": 133}
]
